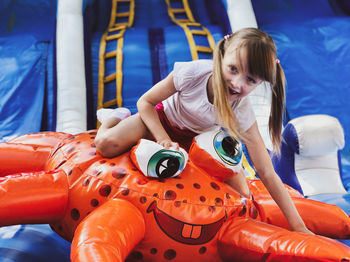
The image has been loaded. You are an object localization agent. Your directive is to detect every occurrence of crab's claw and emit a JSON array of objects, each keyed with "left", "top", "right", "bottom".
[
  {"left": 248, "top": 180, "right": 350, "bottom": 239},
  {"left": 71, "top": 198, "right": 145, "bottom": 262},
  {"left": 217, "top": 217, "right": 350, "bottom": 261}
]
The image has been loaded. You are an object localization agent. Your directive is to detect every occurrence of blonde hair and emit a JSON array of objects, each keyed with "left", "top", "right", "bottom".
[{"left": 212, "top": 28, "right": 285, "bottom": 154}]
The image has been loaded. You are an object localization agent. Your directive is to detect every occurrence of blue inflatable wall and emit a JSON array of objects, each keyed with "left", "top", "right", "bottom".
[
  {"left": 252, "top": 0, "right": 350, "bottom": 188},
  {"left": 0, "top": 0, "right": 57, "bottom": 141}
]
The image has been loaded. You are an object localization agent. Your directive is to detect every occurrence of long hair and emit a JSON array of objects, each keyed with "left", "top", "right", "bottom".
[{"left": 212, "top": 28, "right": 285, "bottom": 154}]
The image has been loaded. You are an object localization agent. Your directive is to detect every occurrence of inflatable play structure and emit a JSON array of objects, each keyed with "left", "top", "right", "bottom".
[
  {"left": 1, "top": 129, "right": 350, "bottom": 262},
  {"left": 1, "top": 0, "right": 350, "bottom": 261}
]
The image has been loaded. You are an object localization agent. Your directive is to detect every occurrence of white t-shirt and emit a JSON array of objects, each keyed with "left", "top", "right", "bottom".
[{"left": 163, "top": 59, "right": 256, "bottom": 134}]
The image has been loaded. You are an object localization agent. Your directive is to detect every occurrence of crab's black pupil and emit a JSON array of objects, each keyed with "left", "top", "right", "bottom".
[
  {"left": 156, "top": 157, "right": 180, "bottom": 178},
  {"left": 222, "top": 136, "right": 238, "bottom": 157}
]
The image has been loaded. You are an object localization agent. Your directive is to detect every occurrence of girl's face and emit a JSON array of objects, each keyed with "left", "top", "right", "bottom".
[{"left": 222, "top": 48, "right": 262, "bottom": 102}]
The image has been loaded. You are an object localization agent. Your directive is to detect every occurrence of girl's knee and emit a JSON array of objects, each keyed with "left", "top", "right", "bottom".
[
  {"left": 94, "top": 134, "right": 121, "bottom": 158},
  {"left": 94, "top": 114, "right": 148, "bottom": 158}
]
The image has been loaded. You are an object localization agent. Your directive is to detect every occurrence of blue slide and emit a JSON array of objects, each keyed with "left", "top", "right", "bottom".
[{"left": 90, "top": 0, "right": 227, "bottom": 115}]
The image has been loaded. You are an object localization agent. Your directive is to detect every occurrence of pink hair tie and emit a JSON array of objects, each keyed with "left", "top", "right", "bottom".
[
  {"left": 276, "top": 59, "right": 280, "bottom": 64},
  {"left": 224, "top": 34, "right": 230, "bottom": 40}
]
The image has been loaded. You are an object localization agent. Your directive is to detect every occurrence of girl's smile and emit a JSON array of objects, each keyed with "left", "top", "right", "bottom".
[{"left": 228, "top": 85, "right": 241, "bottom": 96}]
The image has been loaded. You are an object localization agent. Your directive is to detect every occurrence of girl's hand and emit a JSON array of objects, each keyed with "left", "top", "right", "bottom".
[
  {"left": 157, "top": 139, "right": 179, "bottom": 151},
  {"left": 292, "top": 224, "right": 315, "bottom": 235},
  {"left": 301, "top": 228, "right": 315, "bottom": 235}
]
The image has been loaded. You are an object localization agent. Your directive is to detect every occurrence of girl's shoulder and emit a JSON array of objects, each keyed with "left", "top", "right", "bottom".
[
  {"left": 173, "top": 59, "right": 213, "bottom": 78},
  {"left": 174, "top": 59, "right": 213, "bottom": 71},
  {"left": 173, "top": 60, "right": 213, "bottom": 91}
]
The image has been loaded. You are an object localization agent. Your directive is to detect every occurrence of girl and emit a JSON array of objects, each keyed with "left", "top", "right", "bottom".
[{"left": 95, "top": 27, "right": 313, "bottom": 235}]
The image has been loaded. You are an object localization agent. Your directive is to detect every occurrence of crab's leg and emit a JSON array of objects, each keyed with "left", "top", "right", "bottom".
[
  {"left": 0, "top": 169, "right": 68, "bottom": 226},
  {"left": 8, "top": 132, "right": 71, "bottom": 146},
  {"left": 71, "top": 198, "right": 145, "bottom": 262},
  {"left": 254, "top": 196, "right": 350, "bottom": 239},
  {"left": 248, "top": 179, "right": 350, "bottom": 238},
  {"left": 218, "top": 217, "right": 350, "bottom": 262},
  {"left": 0, "top": 132, "right": 71, "bottom": 176},
  {"left": 0, "top": 143, "right": 52, "bottom": 175}
]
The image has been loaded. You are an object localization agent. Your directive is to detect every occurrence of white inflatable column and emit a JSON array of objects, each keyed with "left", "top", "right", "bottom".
[
  {"left": 226, "top": 0, "right": 257, "bottom": 32},
  {"left": 290, "top": 115, "right": 346, "bottom": 196},
  {"left": 56, "top": 0, "right": 86, "bottom": 134}
]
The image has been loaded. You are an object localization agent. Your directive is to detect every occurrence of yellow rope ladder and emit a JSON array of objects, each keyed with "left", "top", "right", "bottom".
[
  {"left": 165, "top": 0, "right": 215, "bottom": 60},
  {"left": 97, "top": 0, "right": 135, "bottom": 126}
]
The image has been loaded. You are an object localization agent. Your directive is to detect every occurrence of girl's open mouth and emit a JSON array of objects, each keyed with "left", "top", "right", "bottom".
[{"left": 229, "top": 89, "right": 239, "bottom": 95}]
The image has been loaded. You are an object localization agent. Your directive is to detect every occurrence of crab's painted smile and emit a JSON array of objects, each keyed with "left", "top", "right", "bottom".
[{"left": 147, "top": 201, "right": 227, "bottom": 245}]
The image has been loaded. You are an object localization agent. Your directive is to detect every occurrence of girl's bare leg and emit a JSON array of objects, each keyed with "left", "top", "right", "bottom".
[{"left": 95, "top": 113, "right": 153, "bottom": 158}]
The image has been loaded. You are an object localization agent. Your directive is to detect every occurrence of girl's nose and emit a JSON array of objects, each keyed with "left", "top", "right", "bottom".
[{"left": 231, "top": 76, "right": 243, "bottom": 91}]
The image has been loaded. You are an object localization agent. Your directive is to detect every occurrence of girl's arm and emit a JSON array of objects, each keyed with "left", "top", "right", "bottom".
[
  {"left": 243, "top": 122, "right": 313, "bottom": 234},
  {"left": 137, "top": 72, "right": 179, "bottom": 149}
]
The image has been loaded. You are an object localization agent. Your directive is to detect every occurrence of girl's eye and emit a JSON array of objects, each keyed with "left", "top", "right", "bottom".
[
  {"left": 247, "top": 77, "right": 256, "bottom": 84},
  {"left": 230, "top": 66, "right": 237, "bottom": 73}
]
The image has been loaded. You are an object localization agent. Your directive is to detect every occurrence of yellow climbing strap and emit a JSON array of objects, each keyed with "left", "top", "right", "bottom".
[
  {"left": 97, "top": 0, "right": 135, "bottom": 126},
  {"left": 242, "top": 153, "right": 257, "bottom": 179},
  {"left": 165, "top": 0, "right": 215, "bottom": 60}
]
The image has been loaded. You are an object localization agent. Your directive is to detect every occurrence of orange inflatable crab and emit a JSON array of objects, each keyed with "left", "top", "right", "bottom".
[{"left": 0, "top": 129, "right": 350, "bottom": 262}]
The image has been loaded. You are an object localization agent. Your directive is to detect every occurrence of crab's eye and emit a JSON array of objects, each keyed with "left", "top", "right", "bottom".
[
  {"left": 214, "top": 131, "right": 242, "bottom": 166},
  {"left": 131, "top": 139, "right": 188, "bottom": 179},
  {"left": 148, "top": 150, "right": 185, "bottom": 178}
]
